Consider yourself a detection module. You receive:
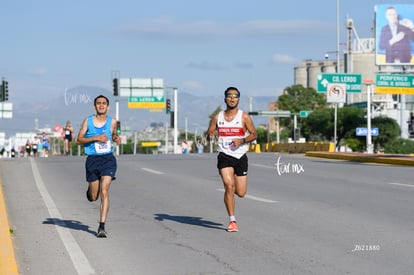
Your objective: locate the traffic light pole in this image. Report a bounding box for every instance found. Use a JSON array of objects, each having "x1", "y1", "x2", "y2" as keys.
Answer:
[
  {"x1": 173, "y1": 87, "x2": 179, "y2": 154},
  {"x1": 112, "y1": 71, "x2": 120, "y2": 155},
  {"x1": 115, "y1": 99, "x2": 119, "y2": 156}
]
